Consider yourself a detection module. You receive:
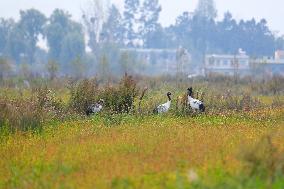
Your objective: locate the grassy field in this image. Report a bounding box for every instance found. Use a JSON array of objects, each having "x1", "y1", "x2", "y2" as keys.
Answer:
[
  {"x1": 0, "y1": 108, "x2": 284, "y2": 188},
  {"x1": 0, "y1": 76, "x2": 284, "y2": 189}
]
